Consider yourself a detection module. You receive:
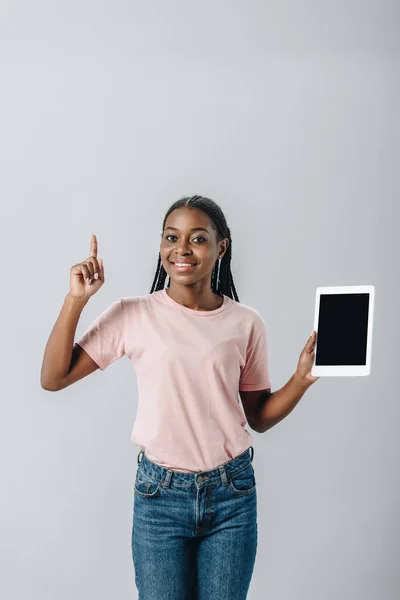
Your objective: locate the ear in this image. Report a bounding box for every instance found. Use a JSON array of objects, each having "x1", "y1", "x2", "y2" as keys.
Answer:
[{"x1": 220, "y1": 238, "x2": 229, "y2": 256}]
